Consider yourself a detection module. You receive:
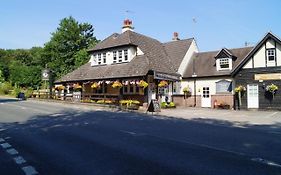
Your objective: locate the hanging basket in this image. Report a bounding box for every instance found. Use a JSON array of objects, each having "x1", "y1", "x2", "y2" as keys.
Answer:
[
  {"x1": 138, "y1": 80, "x2": 148, "y2": 89},
  {"x1": 158, "y1": 80, "x2": 168, "y2": 87},
  {"x1": 112, "y1": 81, "x2": 123, "y2": 88},
  {"x1": 91, "y1": 82, "x2": 100, "y2": 89}
]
